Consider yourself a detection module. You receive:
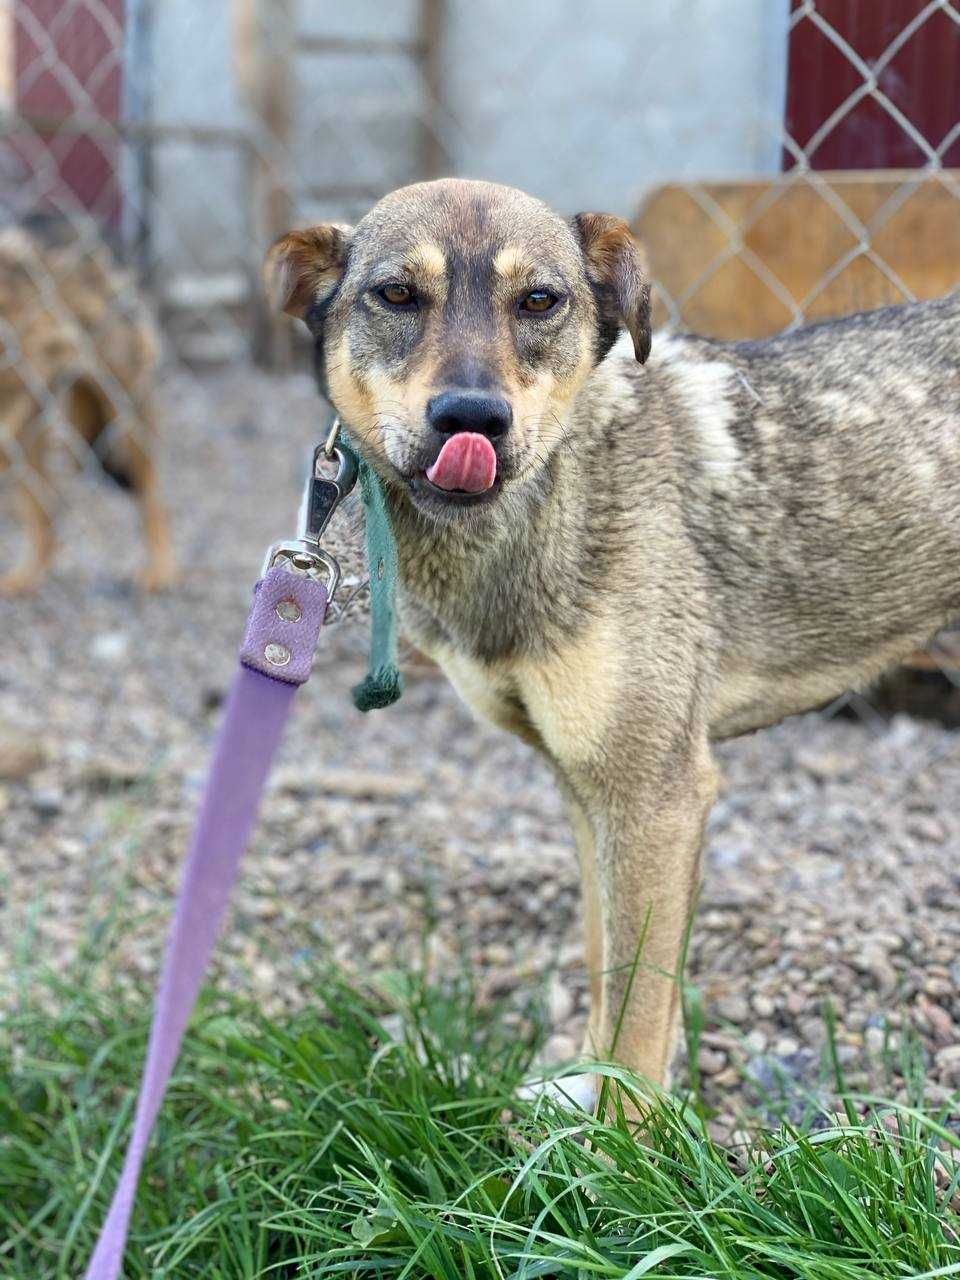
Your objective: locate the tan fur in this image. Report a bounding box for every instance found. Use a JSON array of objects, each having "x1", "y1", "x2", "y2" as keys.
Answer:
[
  {"x1": 0, "y1": 227, "x2": 175, "y2": 593},
  {"x1": 493, "y1": 244, "x2": 531, "y2": 279},
  {"x1": 410, "y1": 242, "x2": 447, "y2": 278},
  {"x1": 433, "y1": 614, "x2": 621, "y2": 763},
  {"x1": 509, "y1": 617, "x2": 622, "y2": 767},
  {"x1": 266, "y1": 178, "x2": 960, "y2": 1102}
]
